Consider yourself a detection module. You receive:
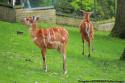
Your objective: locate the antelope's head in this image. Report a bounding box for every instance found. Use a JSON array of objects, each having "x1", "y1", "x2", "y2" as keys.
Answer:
[
  {"x1": 23, "y1": 16, "x2": 39, "y2": 26},
  {"x1": 80, "y1": 10, "x2": 93, "y2": 21}
]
